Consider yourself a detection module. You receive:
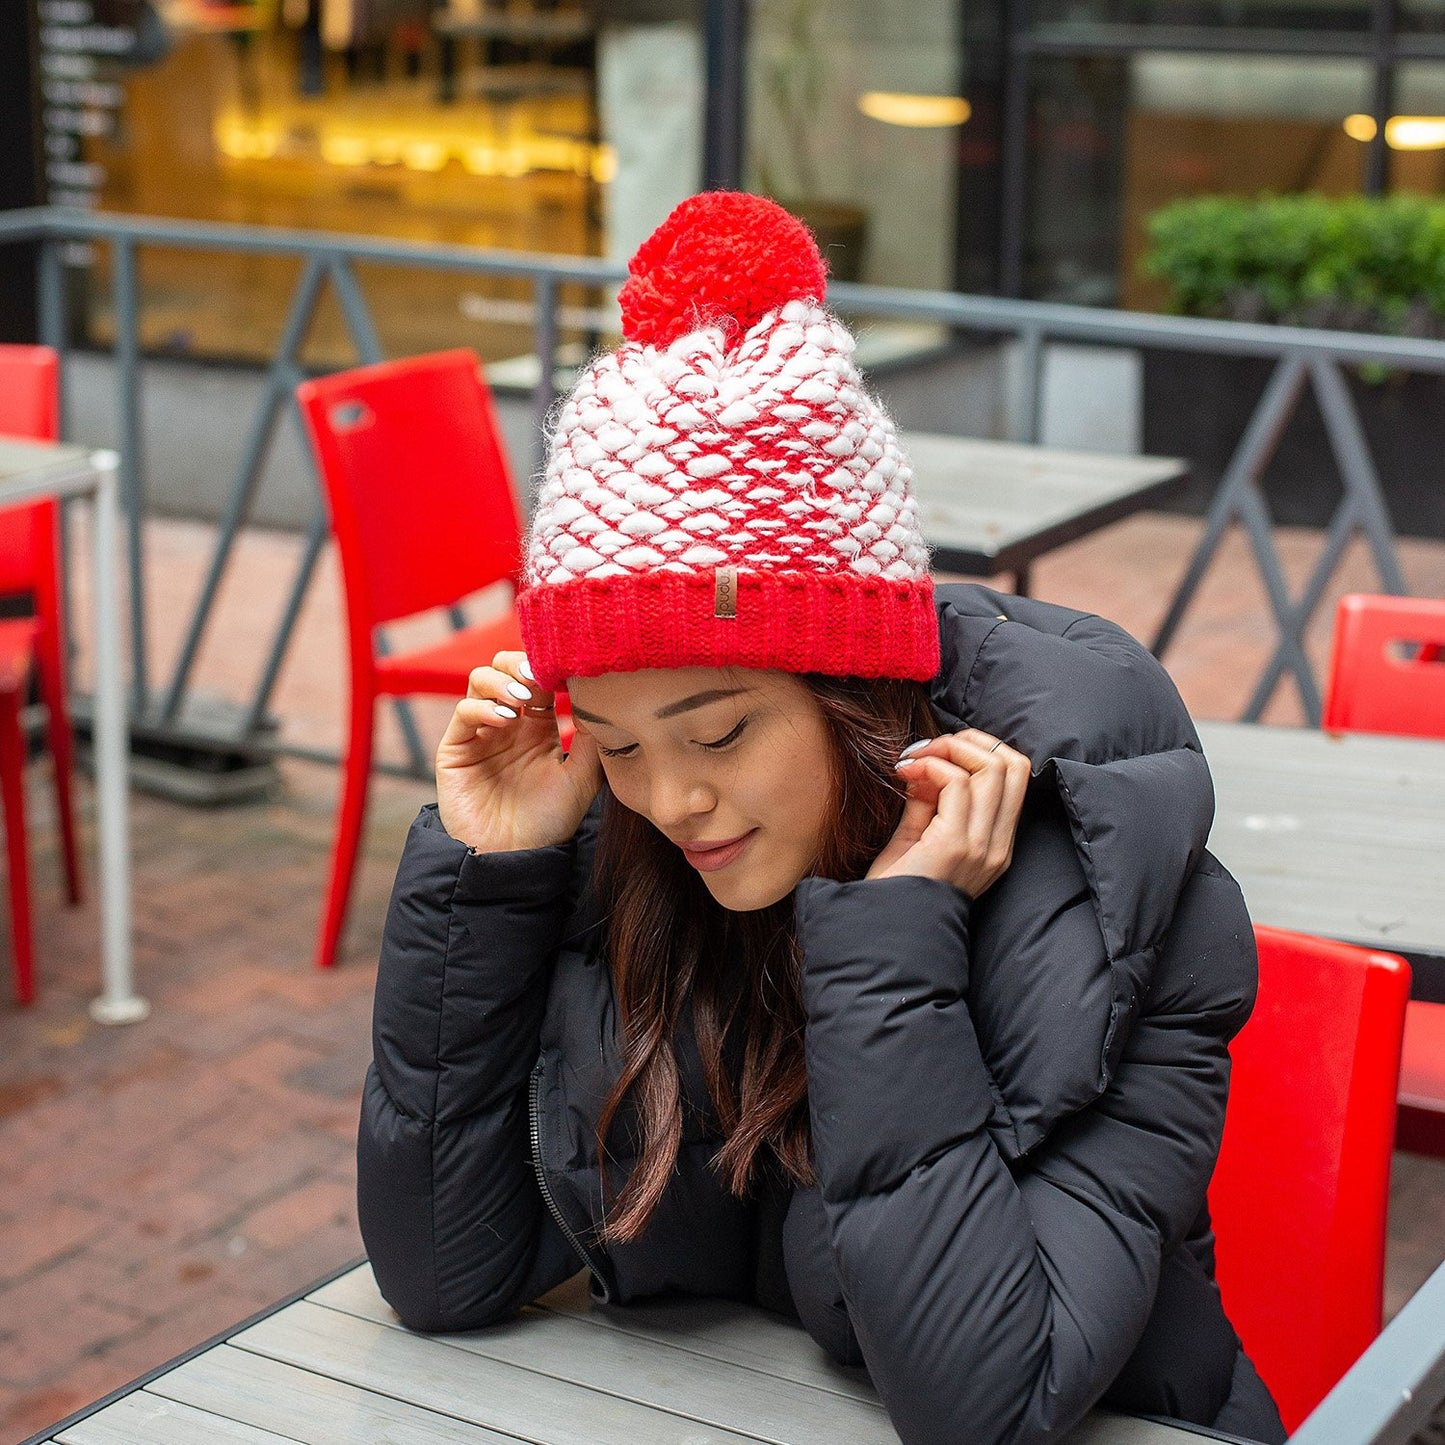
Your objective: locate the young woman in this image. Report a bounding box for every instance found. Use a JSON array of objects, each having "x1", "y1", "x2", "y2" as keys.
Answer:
[{"x1": 356, "y1": 192, "x2": 1286, "y2": 1445}]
